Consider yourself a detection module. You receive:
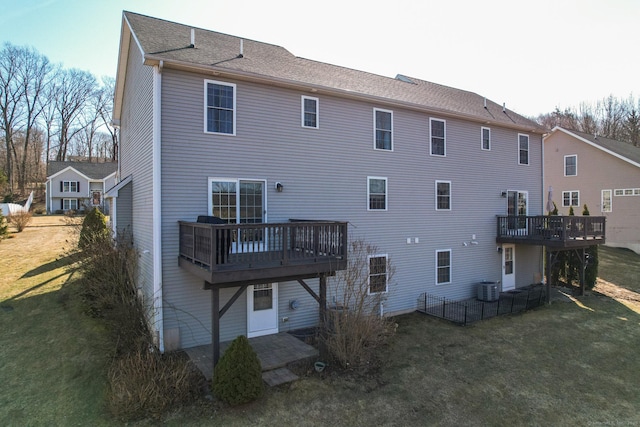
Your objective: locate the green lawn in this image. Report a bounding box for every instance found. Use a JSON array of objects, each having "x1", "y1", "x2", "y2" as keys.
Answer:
[{"x1": 2, "y1": 220, "x2": 639, "y2": 425}]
